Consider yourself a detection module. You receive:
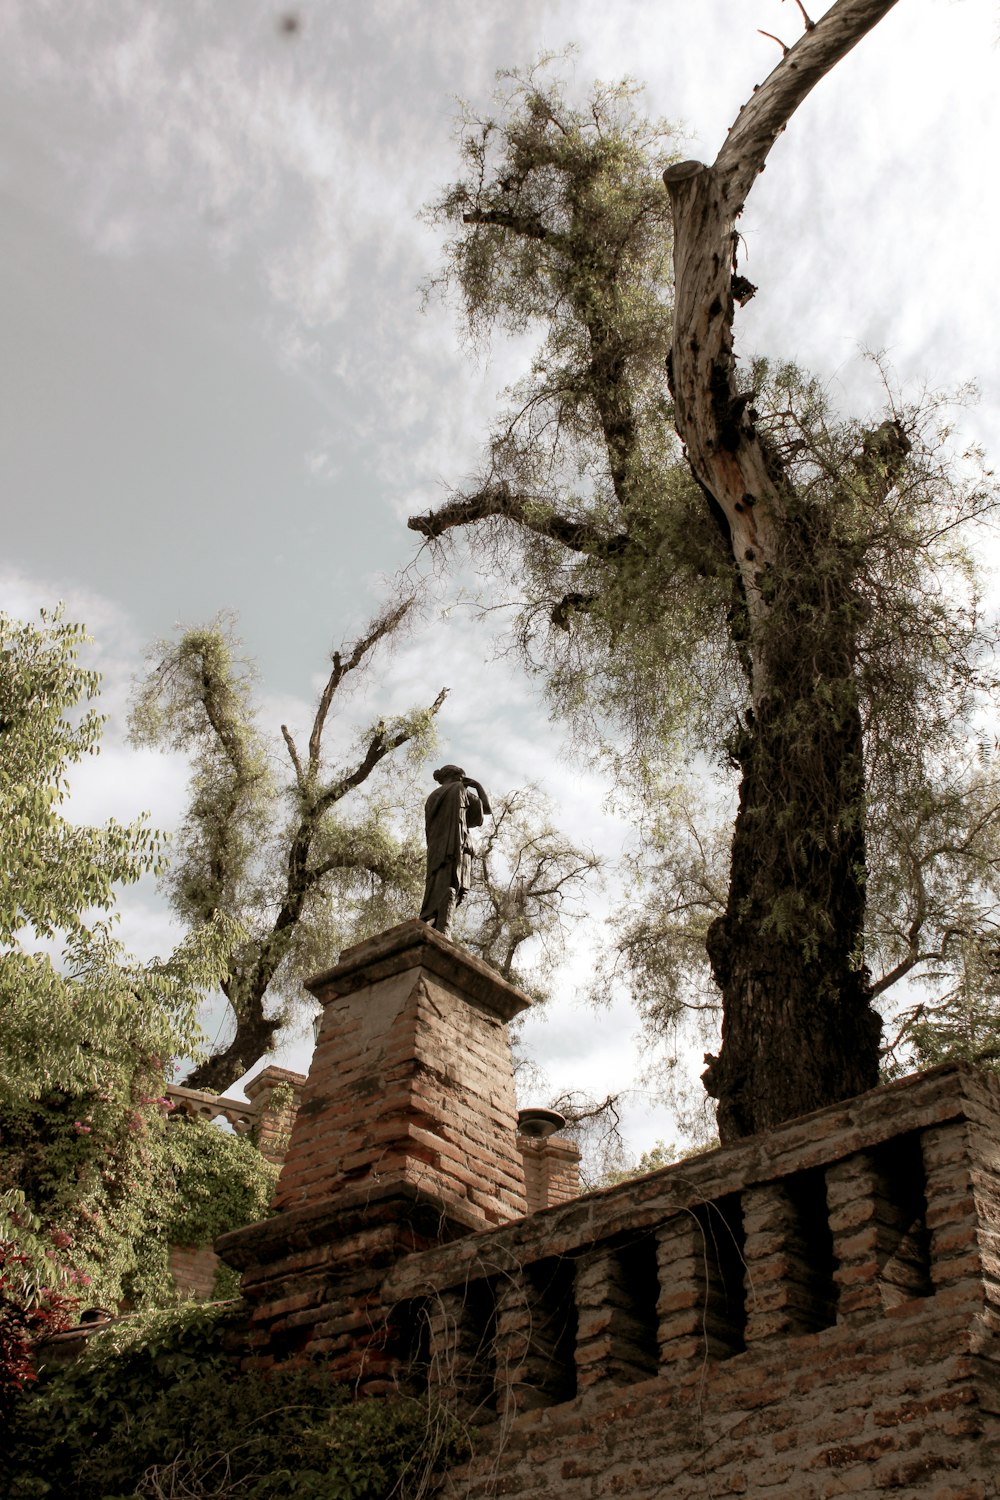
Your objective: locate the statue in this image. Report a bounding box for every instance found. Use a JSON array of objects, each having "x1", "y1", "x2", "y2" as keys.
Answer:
[{"x1": 420, "y1": 764, "x2": 492, "y2": 939}]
